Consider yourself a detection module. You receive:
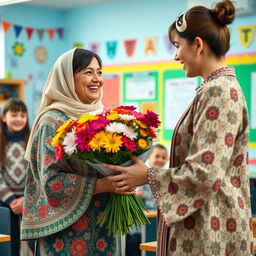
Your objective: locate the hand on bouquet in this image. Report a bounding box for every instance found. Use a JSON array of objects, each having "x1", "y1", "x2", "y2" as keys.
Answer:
[
  {"x1": 94, "y1": 176, "x2": 135, "y2": 195},
  {"x1": 104, "y1": 155, "x2": 148, "y2": 193}
]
